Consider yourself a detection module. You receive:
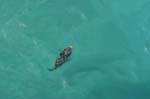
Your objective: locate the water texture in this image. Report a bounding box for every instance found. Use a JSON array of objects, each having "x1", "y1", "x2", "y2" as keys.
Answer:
[{"x1": 0, "y1": 0, "x2": 150, "y2": 99}]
